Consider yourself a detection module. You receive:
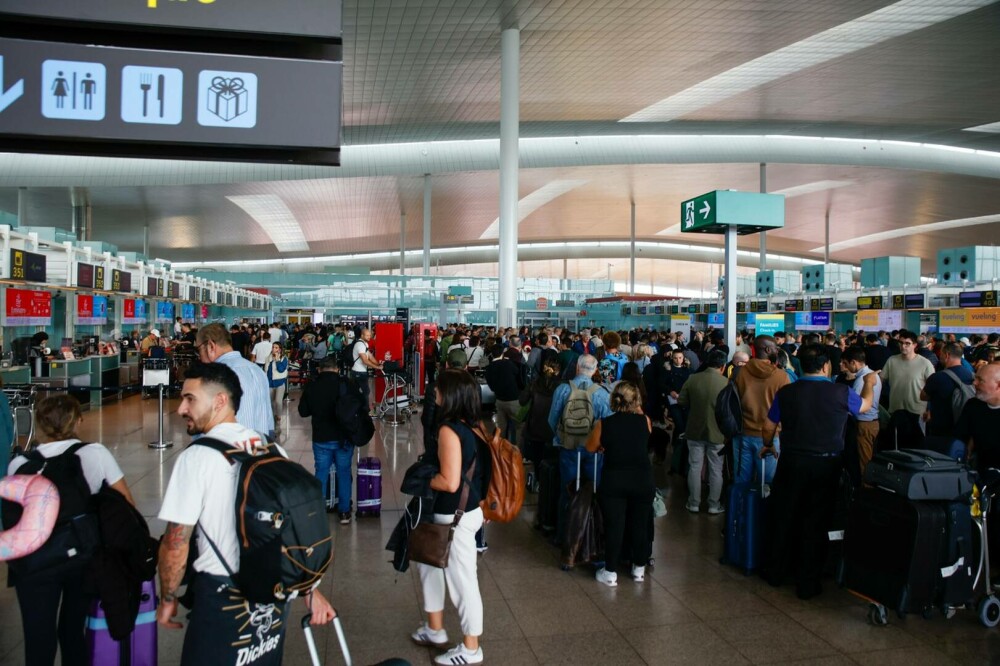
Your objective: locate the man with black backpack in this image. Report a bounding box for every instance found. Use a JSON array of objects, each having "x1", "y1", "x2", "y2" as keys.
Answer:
[
  {"x1": 298, "y1": 356, "x2": 373, "y2": 525},
  {"x1": 921, "y1": 342, "x2": 975, "y2": 451},
  {"x1": 156, "y1": 362, "x2": 334, "y2": 665}
]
